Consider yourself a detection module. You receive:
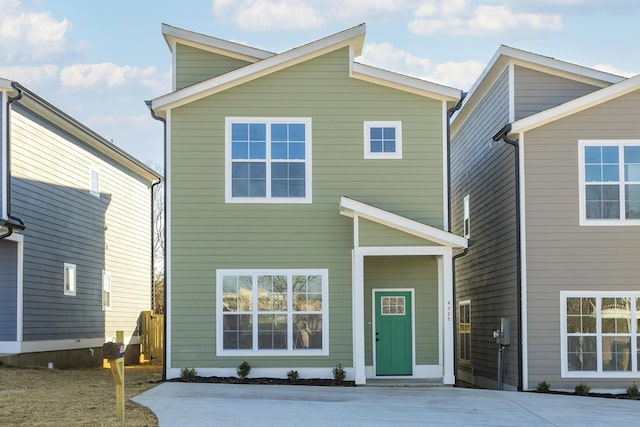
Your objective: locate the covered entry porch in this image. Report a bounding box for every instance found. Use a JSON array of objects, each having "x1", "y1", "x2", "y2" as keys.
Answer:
[{"x1": 340, "y1": 197, "x2": 467, "y2": 385}]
